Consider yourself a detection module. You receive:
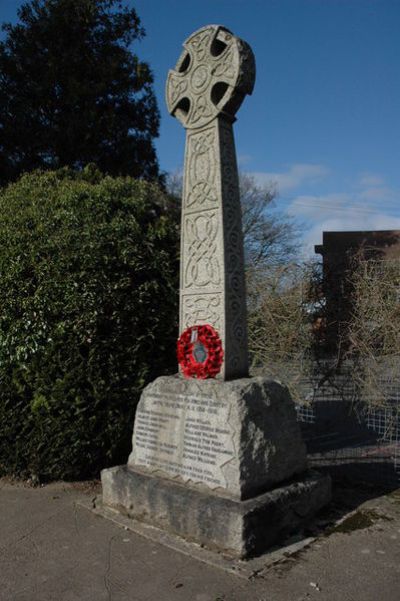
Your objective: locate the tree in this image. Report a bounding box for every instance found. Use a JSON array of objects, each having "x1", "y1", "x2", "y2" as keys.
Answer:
[
  {"x1": 247, "y1": 261, "x2": 315, "y2": 401},
  {"x1": 0, "y1": 0, "x2": 160, "y2": 186},
  {"x1": 239, "y1": 173, "x2": 299, "y2": 270},
  {"x1": 346, "y1": 258, "x2": 400, "y2": 409}
]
